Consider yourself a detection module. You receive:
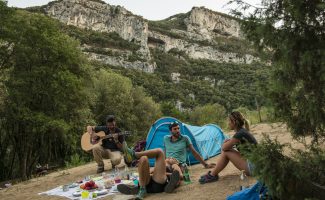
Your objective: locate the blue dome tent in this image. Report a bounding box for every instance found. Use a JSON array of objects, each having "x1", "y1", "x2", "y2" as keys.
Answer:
[{"x1": 145, "y1": 117, "x2": 228, "y2": 166}]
